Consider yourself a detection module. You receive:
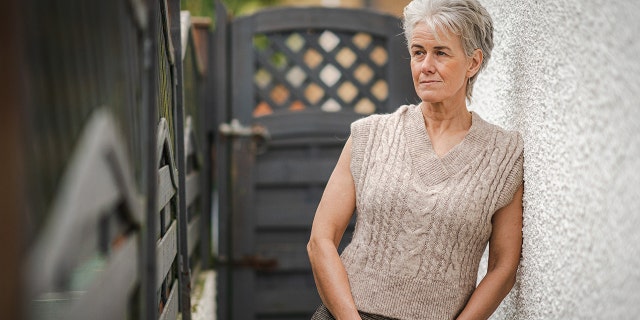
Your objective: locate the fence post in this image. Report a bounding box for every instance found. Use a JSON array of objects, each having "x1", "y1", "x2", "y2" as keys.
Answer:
[
  {"x1": 0, "y1": 0, "x2": 26, "y2": 318},
  {"x1": 167, "y1": 0, "x2": 192, "y2": 319},
  {"x1": 143, "y1": 1, "x2": 160, "y2": 319},
  {"x1": 213, "y1": 0, "x2": 231, "y2": 319},
  {"x1": 199, "y1": 22, "x2": 214, "y2": 271}
]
